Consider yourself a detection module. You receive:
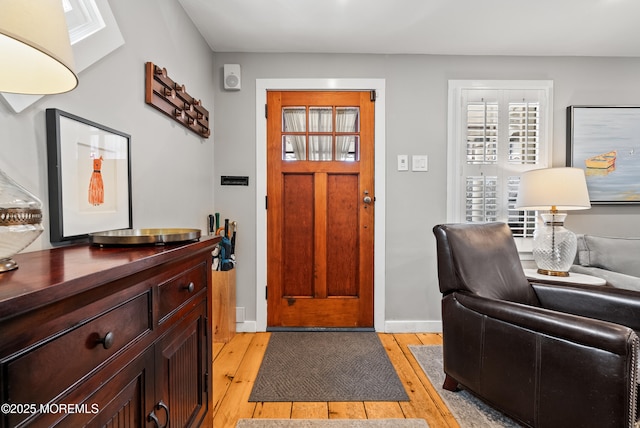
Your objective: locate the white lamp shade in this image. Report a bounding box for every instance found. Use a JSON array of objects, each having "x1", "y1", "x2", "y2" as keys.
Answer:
[
  {"x1": 515, "y1": 167, "x2": 591, "y2": 211},
  {"x1": 0, "y1": 0, "x2": 77, "y2": 94}
]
